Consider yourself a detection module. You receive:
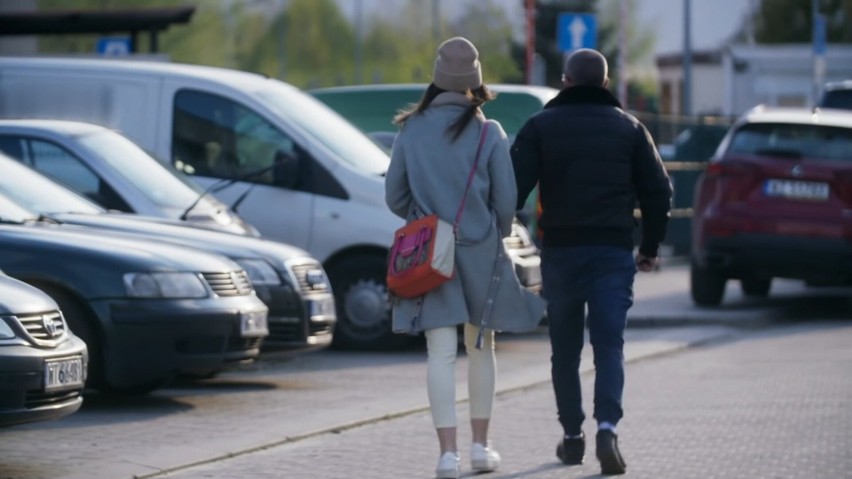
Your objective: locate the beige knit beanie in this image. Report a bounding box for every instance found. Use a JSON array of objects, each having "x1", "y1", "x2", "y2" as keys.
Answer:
[{"x1": 432, "y1": 36, "x2": 483, "y2": 92}]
